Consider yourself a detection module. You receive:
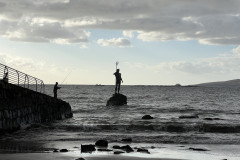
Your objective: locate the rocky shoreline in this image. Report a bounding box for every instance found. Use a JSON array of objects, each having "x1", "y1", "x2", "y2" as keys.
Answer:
[{"x1": 0, "y1": 138, "x2": 239, "y2": 160}]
